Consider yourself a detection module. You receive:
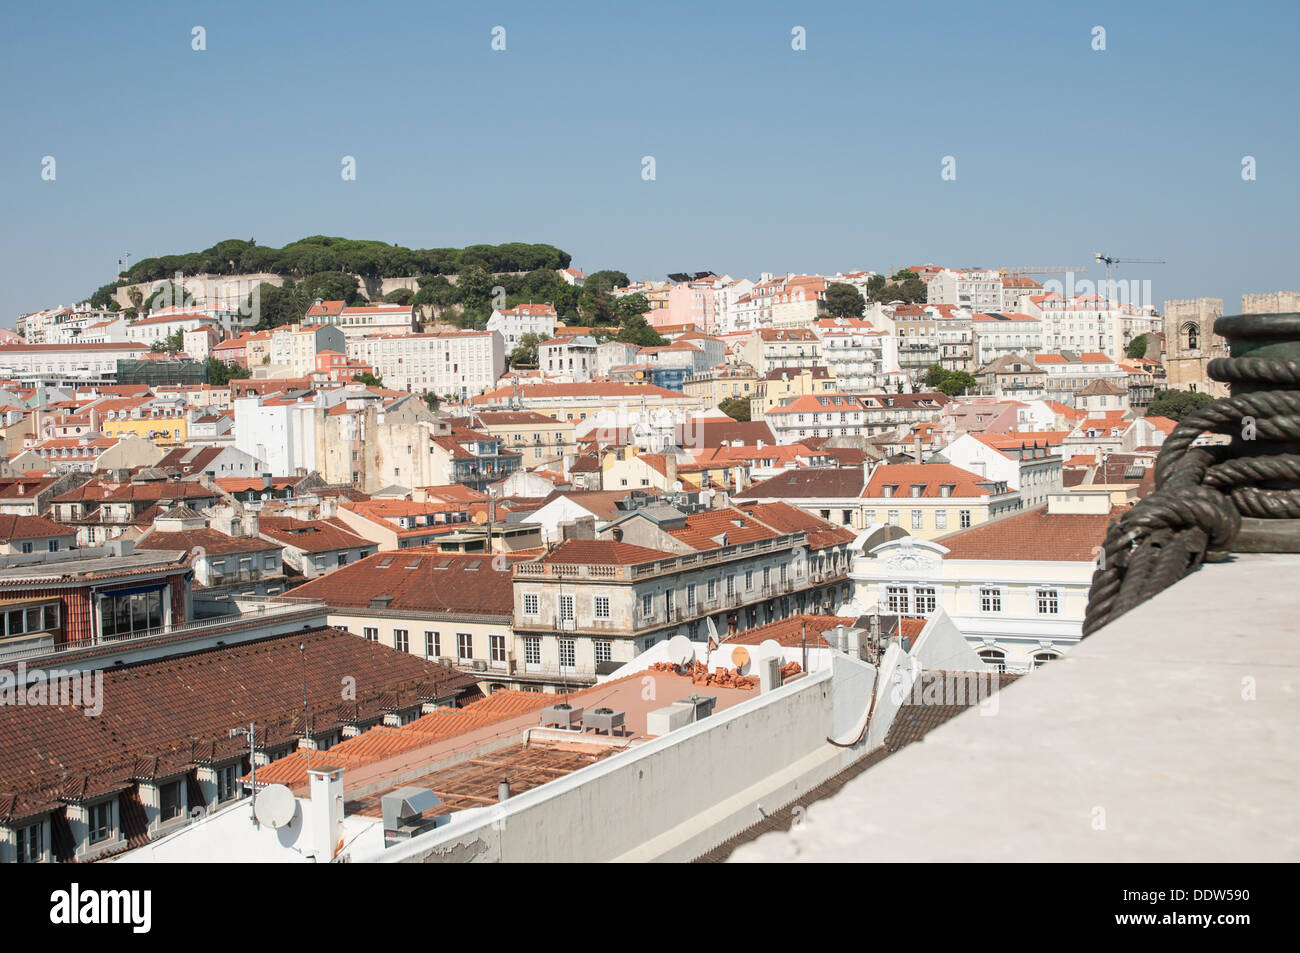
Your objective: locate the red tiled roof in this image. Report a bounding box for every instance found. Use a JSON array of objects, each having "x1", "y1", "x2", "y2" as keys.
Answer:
[
  {"x1": 865, "y1": 463, "x2": 999, "y2": 498},
  {"x1": 540, "y1": 539, "x2": 670, "y2": 565},
  {"x1": 936, "y1": 506, "x2": 1123, "y2": 560},
  {"x1": 289, "y1": 549, "x2": 521, "y2": 616}
]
